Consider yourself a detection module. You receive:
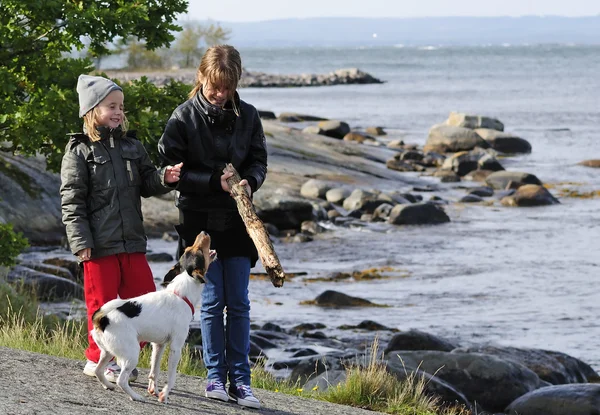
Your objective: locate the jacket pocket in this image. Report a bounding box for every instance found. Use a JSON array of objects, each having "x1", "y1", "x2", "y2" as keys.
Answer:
[
  {"x1": 121, "y1": 149, "x2": 142, "y2": 186},
  {"x1": 87, "y1": 154, "x2": 114, "y2": 190}
]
